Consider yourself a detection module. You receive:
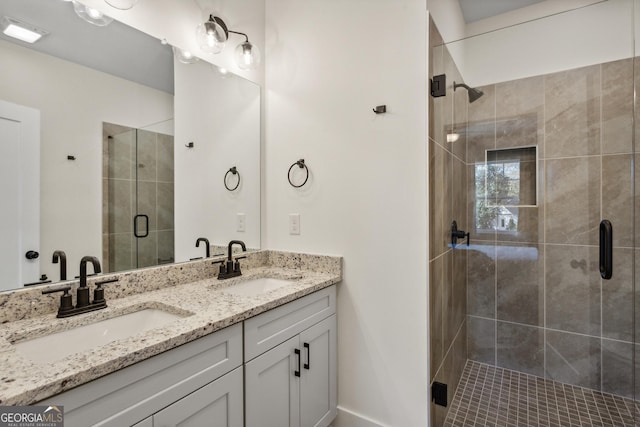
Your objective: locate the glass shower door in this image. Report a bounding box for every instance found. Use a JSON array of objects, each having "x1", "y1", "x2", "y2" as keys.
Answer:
[
  {"x1": 103, "y1": 122, "x2": 174, "y2": 273},
  {"x1": 434, "y1": 1, "x2": 639, "y2": 425}
]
